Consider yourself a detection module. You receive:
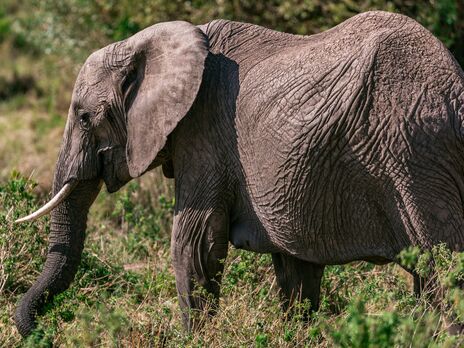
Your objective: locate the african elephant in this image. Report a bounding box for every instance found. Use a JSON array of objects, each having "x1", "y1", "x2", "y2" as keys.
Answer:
[{"x1": 14, "y1": 11, "x2": 464, "y2": 336}]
